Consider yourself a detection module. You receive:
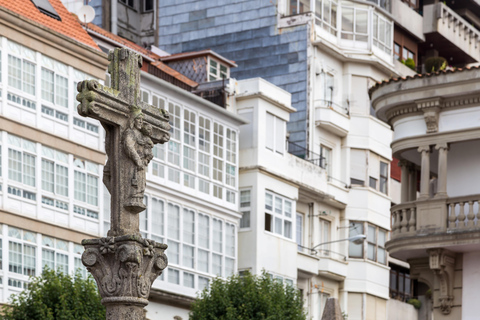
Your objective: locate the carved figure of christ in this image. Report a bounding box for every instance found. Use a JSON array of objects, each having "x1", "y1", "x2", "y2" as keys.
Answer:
[{"x1": 76, "y1": 48, "x2": 170, "y2": 237}]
